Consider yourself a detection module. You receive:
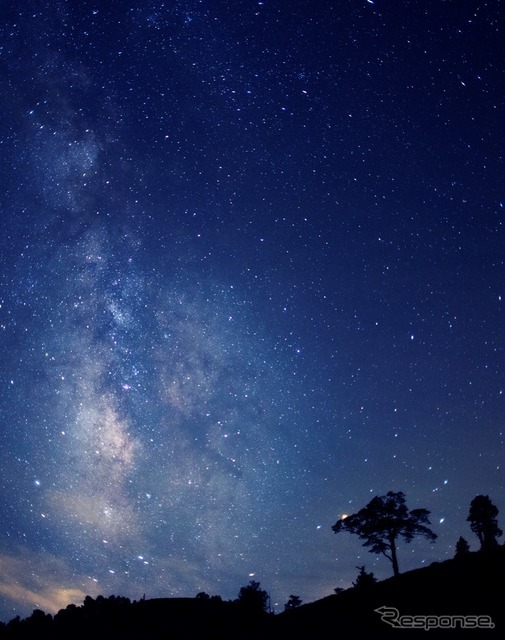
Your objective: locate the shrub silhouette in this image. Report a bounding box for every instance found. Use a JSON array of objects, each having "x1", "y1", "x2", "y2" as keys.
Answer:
[
  {"x1": 284, "y1": 594, "x2": 303, "y2": 610},
  {"x1": 352, "y1": 565, "x2": 377, "y2": 590}
]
